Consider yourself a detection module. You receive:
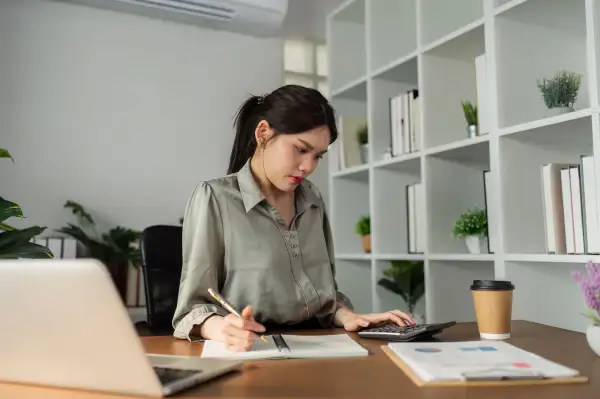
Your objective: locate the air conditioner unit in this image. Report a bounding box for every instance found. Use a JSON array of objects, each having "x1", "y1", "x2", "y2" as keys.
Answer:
[{"x1": 60, "y1": 0, "x2": 289, "y2": 36}]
